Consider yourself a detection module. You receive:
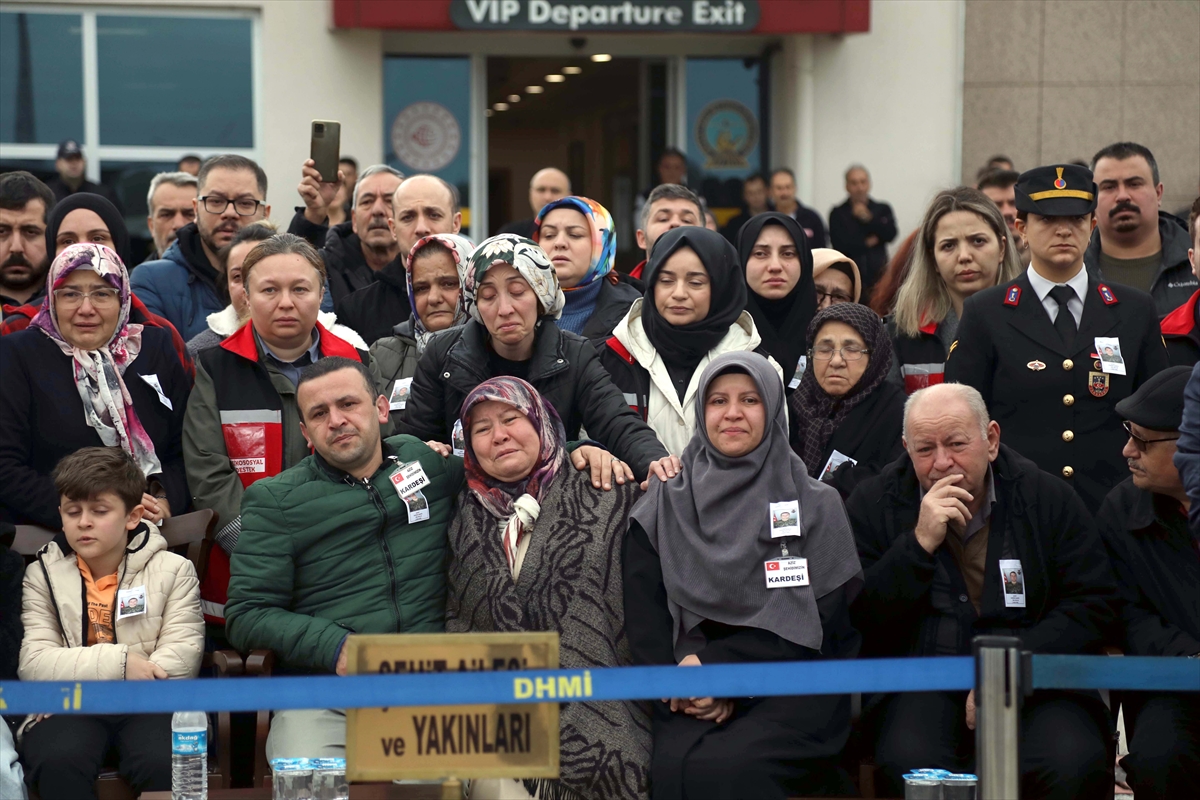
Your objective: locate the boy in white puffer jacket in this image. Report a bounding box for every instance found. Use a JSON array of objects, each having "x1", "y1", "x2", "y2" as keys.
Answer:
[{"x1": 18, "y1": 447, "x2": 203, "y2": 799}]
